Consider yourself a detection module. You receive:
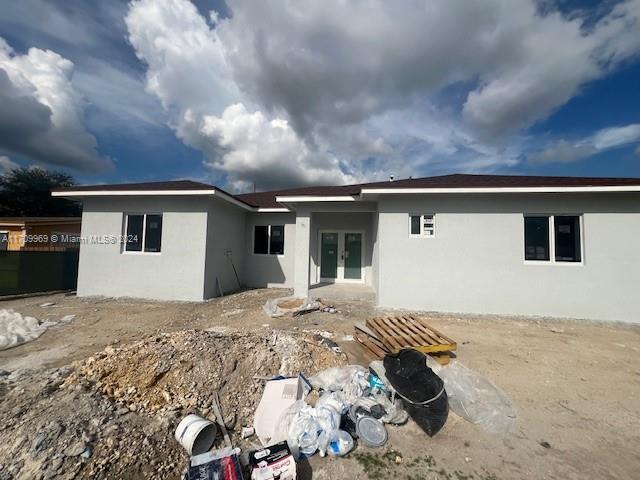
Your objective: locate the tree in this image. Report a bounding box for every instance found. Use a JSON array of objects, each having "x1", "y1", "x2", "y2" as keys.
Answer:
[{"x1": 0, "y1": 167, "x2": 81, "y2": 217}]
